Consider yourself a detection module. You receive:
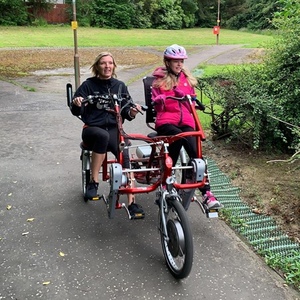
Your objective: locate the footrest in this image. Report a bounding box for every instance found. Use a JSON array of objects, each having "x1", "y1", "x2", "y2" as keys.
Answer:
[
  {"x1": 122, "y1": 203, "x2": 145, "y2": 220},
  {"x1": 84, "y1": 194, "x2": 100, "y2": 201},
  {"x1": 192, "y1": 197, "x2": 221, "y2": 218},
  {"x1": 205, "y1": 207, "x2": 219, "y2": 218},
  {"x1": 202, "y1": 203, "x2": 223, "y2": 218},
  {"x1": 130, "y1": 212, "x2": 145, "y2": 220}
]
